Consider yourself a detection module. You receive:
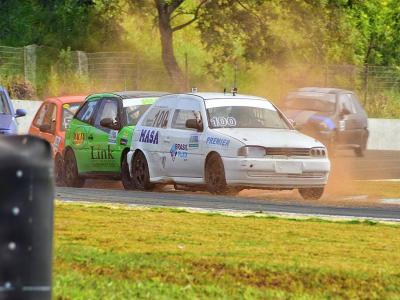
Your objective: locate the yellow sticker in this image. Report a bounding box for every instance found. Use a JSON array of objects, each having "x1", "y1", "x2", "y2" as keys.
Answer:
[
  {"x1": 63, "y1": 104, "x2": 70, "y2": 109},
  {"x1": 73, "y1": 129, "x2": 85, "y2": 145}
]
